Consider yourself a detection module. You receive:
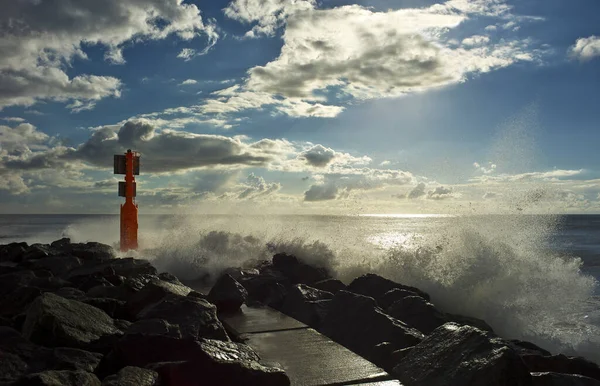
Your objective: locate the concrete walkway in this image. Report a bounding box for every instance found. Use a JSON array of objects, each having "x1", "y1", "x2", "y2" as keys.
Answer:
[{"x1": 220, "y1": 305, "x2": 402, "y2": 386}]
